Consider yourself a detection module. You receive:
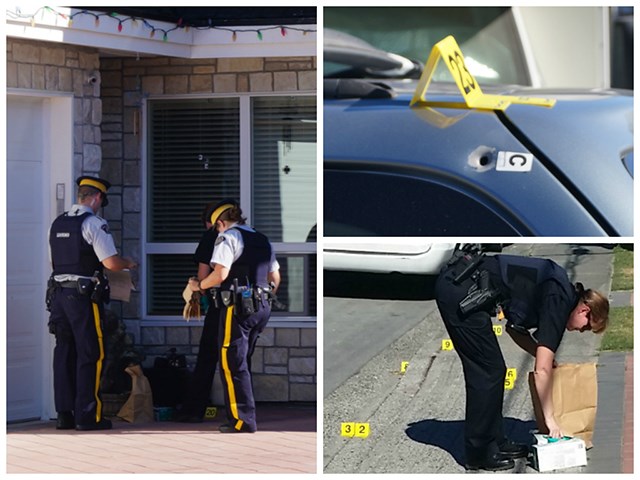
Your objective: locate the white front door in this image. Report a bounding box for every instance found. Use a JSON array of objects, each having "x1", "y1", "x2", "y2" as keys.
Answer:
[
  {"x1": 6, "y1": 93, "x2": 72, "y2": 422},
  {"x1": 6, "y1": 95, "x2": 48, "y2": 422}
]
